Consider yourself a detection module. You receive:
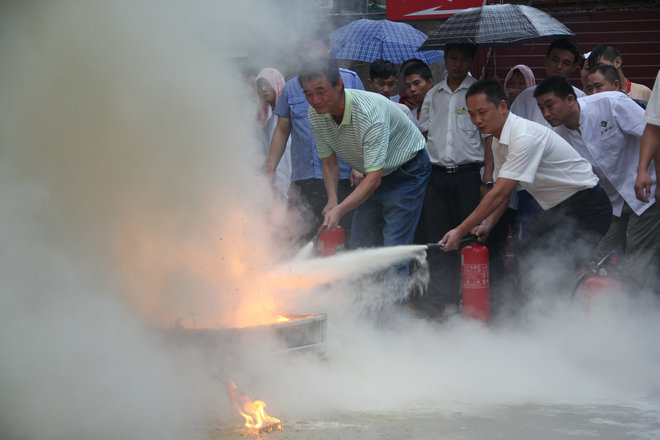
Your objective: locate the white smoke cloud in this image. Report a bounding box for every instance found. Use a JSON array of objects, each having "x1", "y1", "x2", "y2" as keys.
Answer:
[
  {"x1": 0, "y1": 1, "x2": 321, "y2": 438},
  {"x1": 232, "y1": 285, "x2": 660, "y2": 426}
]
